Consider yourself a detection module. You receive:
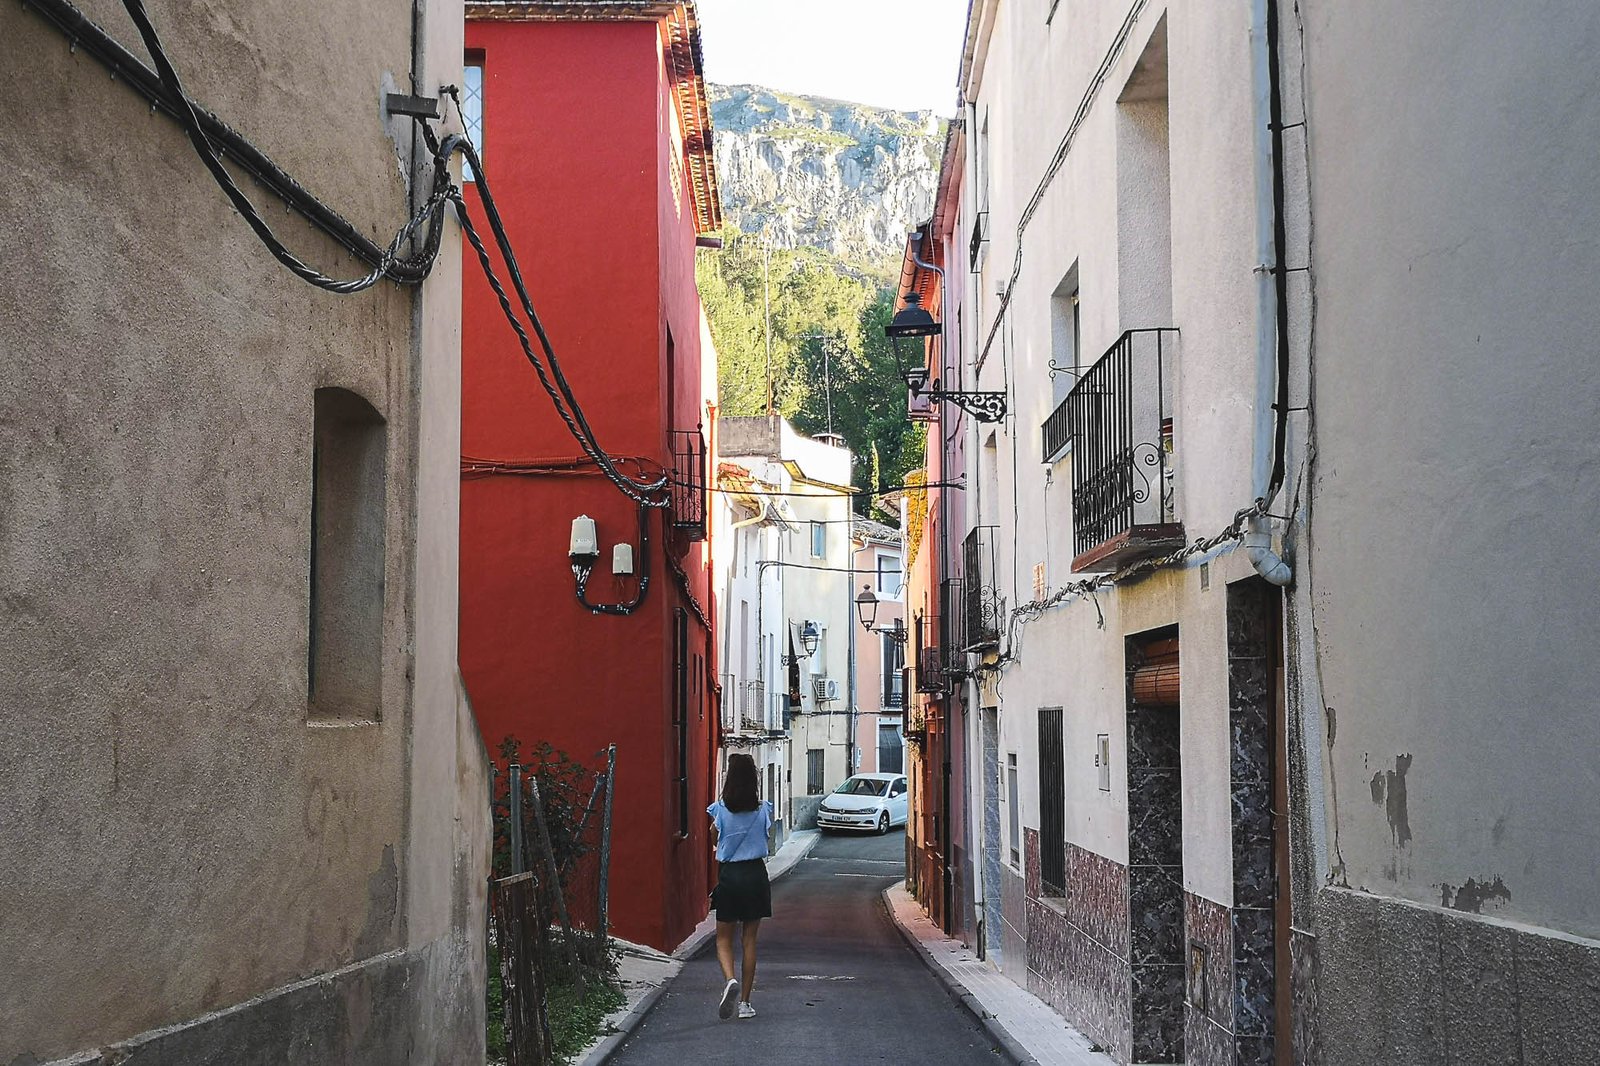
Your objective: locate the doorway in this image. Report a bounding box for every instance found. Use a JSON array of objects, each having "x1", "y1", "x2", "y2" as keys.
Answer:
[{"x1": 1127, "y1": 628, "x2": 1184, "y2": 1064}]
